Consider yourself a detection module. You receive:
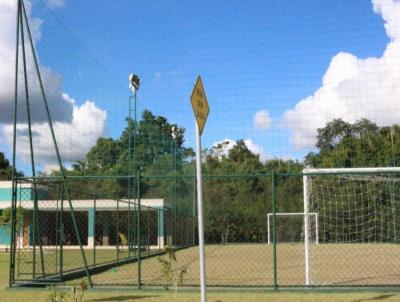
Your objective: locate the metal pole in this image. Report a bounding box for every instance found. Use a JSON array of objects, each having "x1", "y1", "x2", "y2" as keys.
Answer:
[
  {"x1": 193, "y1": 178, "x2": 196, "y2": 246},
  {"x1": 195, "y1": 121, "x2": 207, "y2": 302},
  {"x1": 127, "y1": 95, "x2": 132, "y2": 257},
  {"x1": 147, "y1": 208, "x2": 150, "y2": 252},
  {"x1": 134, "y1": 90, "x2": 137, "y2": 174},
  {"x1": 272, "y1": 172, "x2": 277, "y2": 289},
  {"x1": 9, "y1": 0, "x2": 21, "y2": 287},
  {"x1": 303, "y1": 172, "x2": 311, "y2": 286},
  {"x1": 20, "y1": 7, "x2": 46, "y2": 278},
  {"x1": 137, "y1": 171, "x2": 141, "y2": 289},
  {"x1": 127, "y1": 89, "x2": 137, "y2": 258},
  {"x1": 55, "y1": 197, "x2": 59, "y2": 276},
  {"x1": 116, "y1": 199, "x2": 119, "y2": 261},
  {"x1": 93, "y1": 197, "x2": 96, "y2": 266},
  {"x1": 21, "y1": 1, "x2": 92, "y2": 287},
  {"x1": 59, "y1": 184, "x2": 64, "y2": 280}
]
